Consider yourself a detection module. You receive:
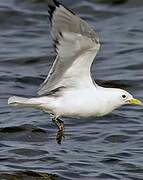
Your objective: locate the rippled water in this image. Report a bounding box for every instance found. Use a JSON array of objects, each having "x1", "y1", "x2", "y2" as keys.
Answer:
[{"x1": 0, "y1": 0, "x2": 143, "y2": 179}]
